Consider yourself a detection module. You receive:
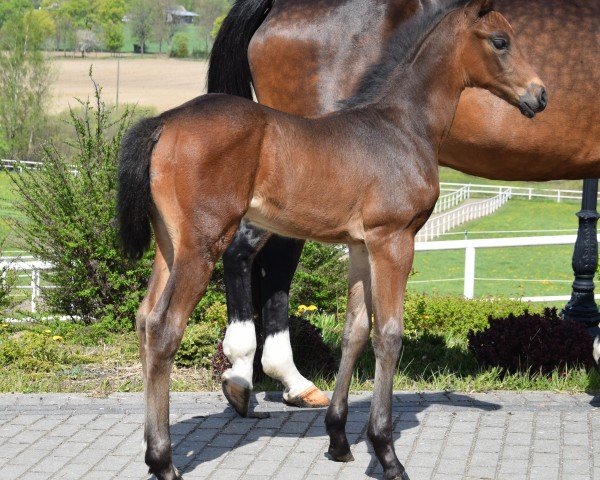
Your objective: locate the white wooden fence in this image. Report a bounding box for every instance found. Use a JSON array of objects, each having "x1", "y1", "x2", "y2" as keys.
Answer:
[
  {"x1": 414, "y1": 234, "x2": 593, "y2": 300},
  {"x1": 433, "y1": 185, "x2": 471, "y2": 214},
  {"x1": 1, "y1": 235, "x2": 592, "y2": 312},
  {"x1": 417, "y1": 188, "x2": 511, "y2": 242},
  {"x1": 440, "y1": 182, "x2": 588, "y2": 202},
  {"x1": 0, "y1": 259, "x2": 52, "y2": 312}
]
